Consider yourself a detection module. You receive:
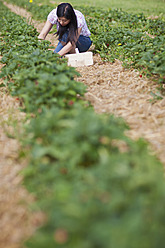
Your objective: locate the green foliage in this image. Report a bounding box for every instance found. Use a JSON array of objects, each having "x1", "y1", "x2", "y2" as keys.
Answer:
[
  {"x1": 84, "y1": 8, "x2": 165, "y2": 87},
  {"x1": 4, "y1": 0, "x2": 165, "y2": 17},
  {"x1": 22, "y1": 106, "x2": 165, "y2": 248},
  {"x1": 4, "y1": 0, "x2": 165, "y2": 90},
  {"x1": 0, "y1": 3, "x2": 86, "y2": 113},
  {"x1": 7, "y1": 50, "x2": 86, "y2": 112},
  {"x1": 22, "y1": 105, "x2": 128, "y2": 170},
  {"x1": 1, "y1": 2, "x2": 165, "y2": 248}
]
